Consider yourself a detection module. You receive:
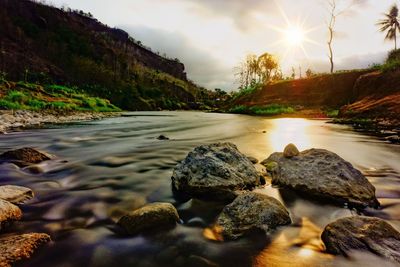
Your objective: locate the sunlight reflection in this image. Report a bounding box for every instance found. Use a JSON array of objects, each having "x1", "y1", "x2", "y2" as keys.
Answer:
[
  {"x1": 267, "y1": 118, "x2": 312, "y2": 152},
  {"x1": 298, "y1": 248, "x2": 314, "y2": 258}
]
